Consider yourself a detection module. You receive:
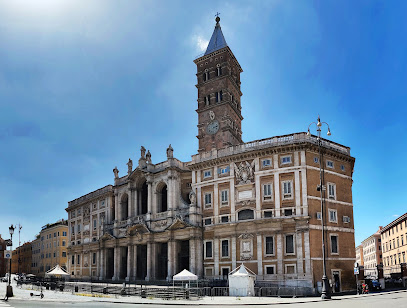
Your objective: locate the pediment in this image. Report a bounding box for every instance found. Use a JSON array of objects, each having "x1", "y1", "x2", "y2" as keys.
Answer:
[
  {"x1": 99, "y1": 232, "x2": 116, "y2": 241},
  {"x1": 167, "y1": 218, "x2": 190, "y2": 230},
  {"x1": 127, "y1": 223, "x2": 150, "y2": 236}
]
